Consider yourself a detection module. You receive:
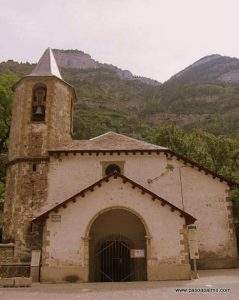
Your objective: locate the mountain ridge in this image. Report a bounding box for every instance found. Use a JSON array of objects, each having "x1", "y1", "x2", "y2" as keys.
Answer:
[
  {"x1": 166, "y1": 53, "x2": 239, "y2": 85},
  {"x1": 2, "y1": 50, "x2": 239, "y2": 86},
  {"x1": 52, "y1": 49, "x2": 161, "y2": 86},
  {"x1": 1, "y1": 49, "x2": 239, "y2": 137}
]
